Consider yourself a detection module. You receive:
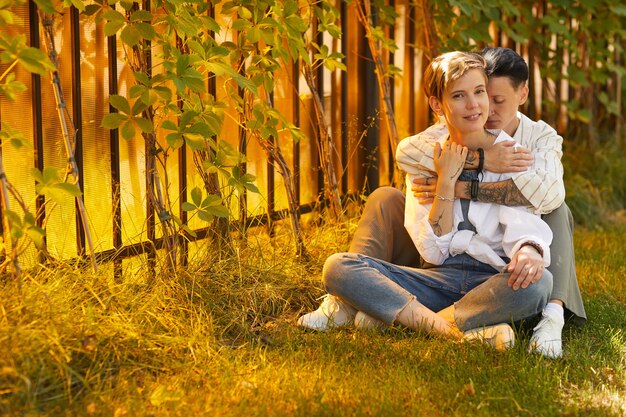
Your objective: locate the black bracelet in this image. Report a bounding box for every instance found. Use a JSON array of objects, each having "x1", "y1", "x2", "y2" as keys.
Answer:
[
  {"x1": 477, "y1": 148, "x2": 485, "y2": 172},
  {"x1": 519, "y1": 241, "x2": 544, "y2": 258},
  {"x1": 470, "y1": 179, "x2": 479, "y2": 201}
]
